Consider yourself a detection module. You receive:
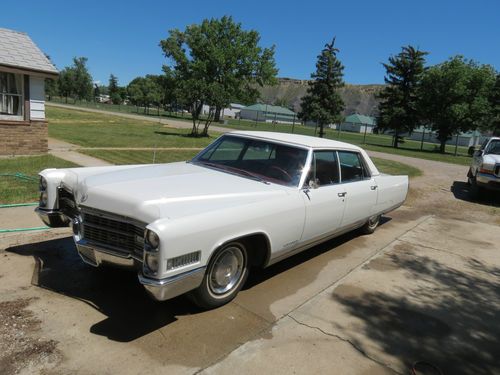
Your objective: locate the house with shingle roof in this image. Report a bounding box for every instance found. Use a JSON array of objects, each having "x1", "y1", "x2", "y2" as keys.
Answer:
[{"x1": 0, "y1": 27, "x2": 58, "y2": 155}]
